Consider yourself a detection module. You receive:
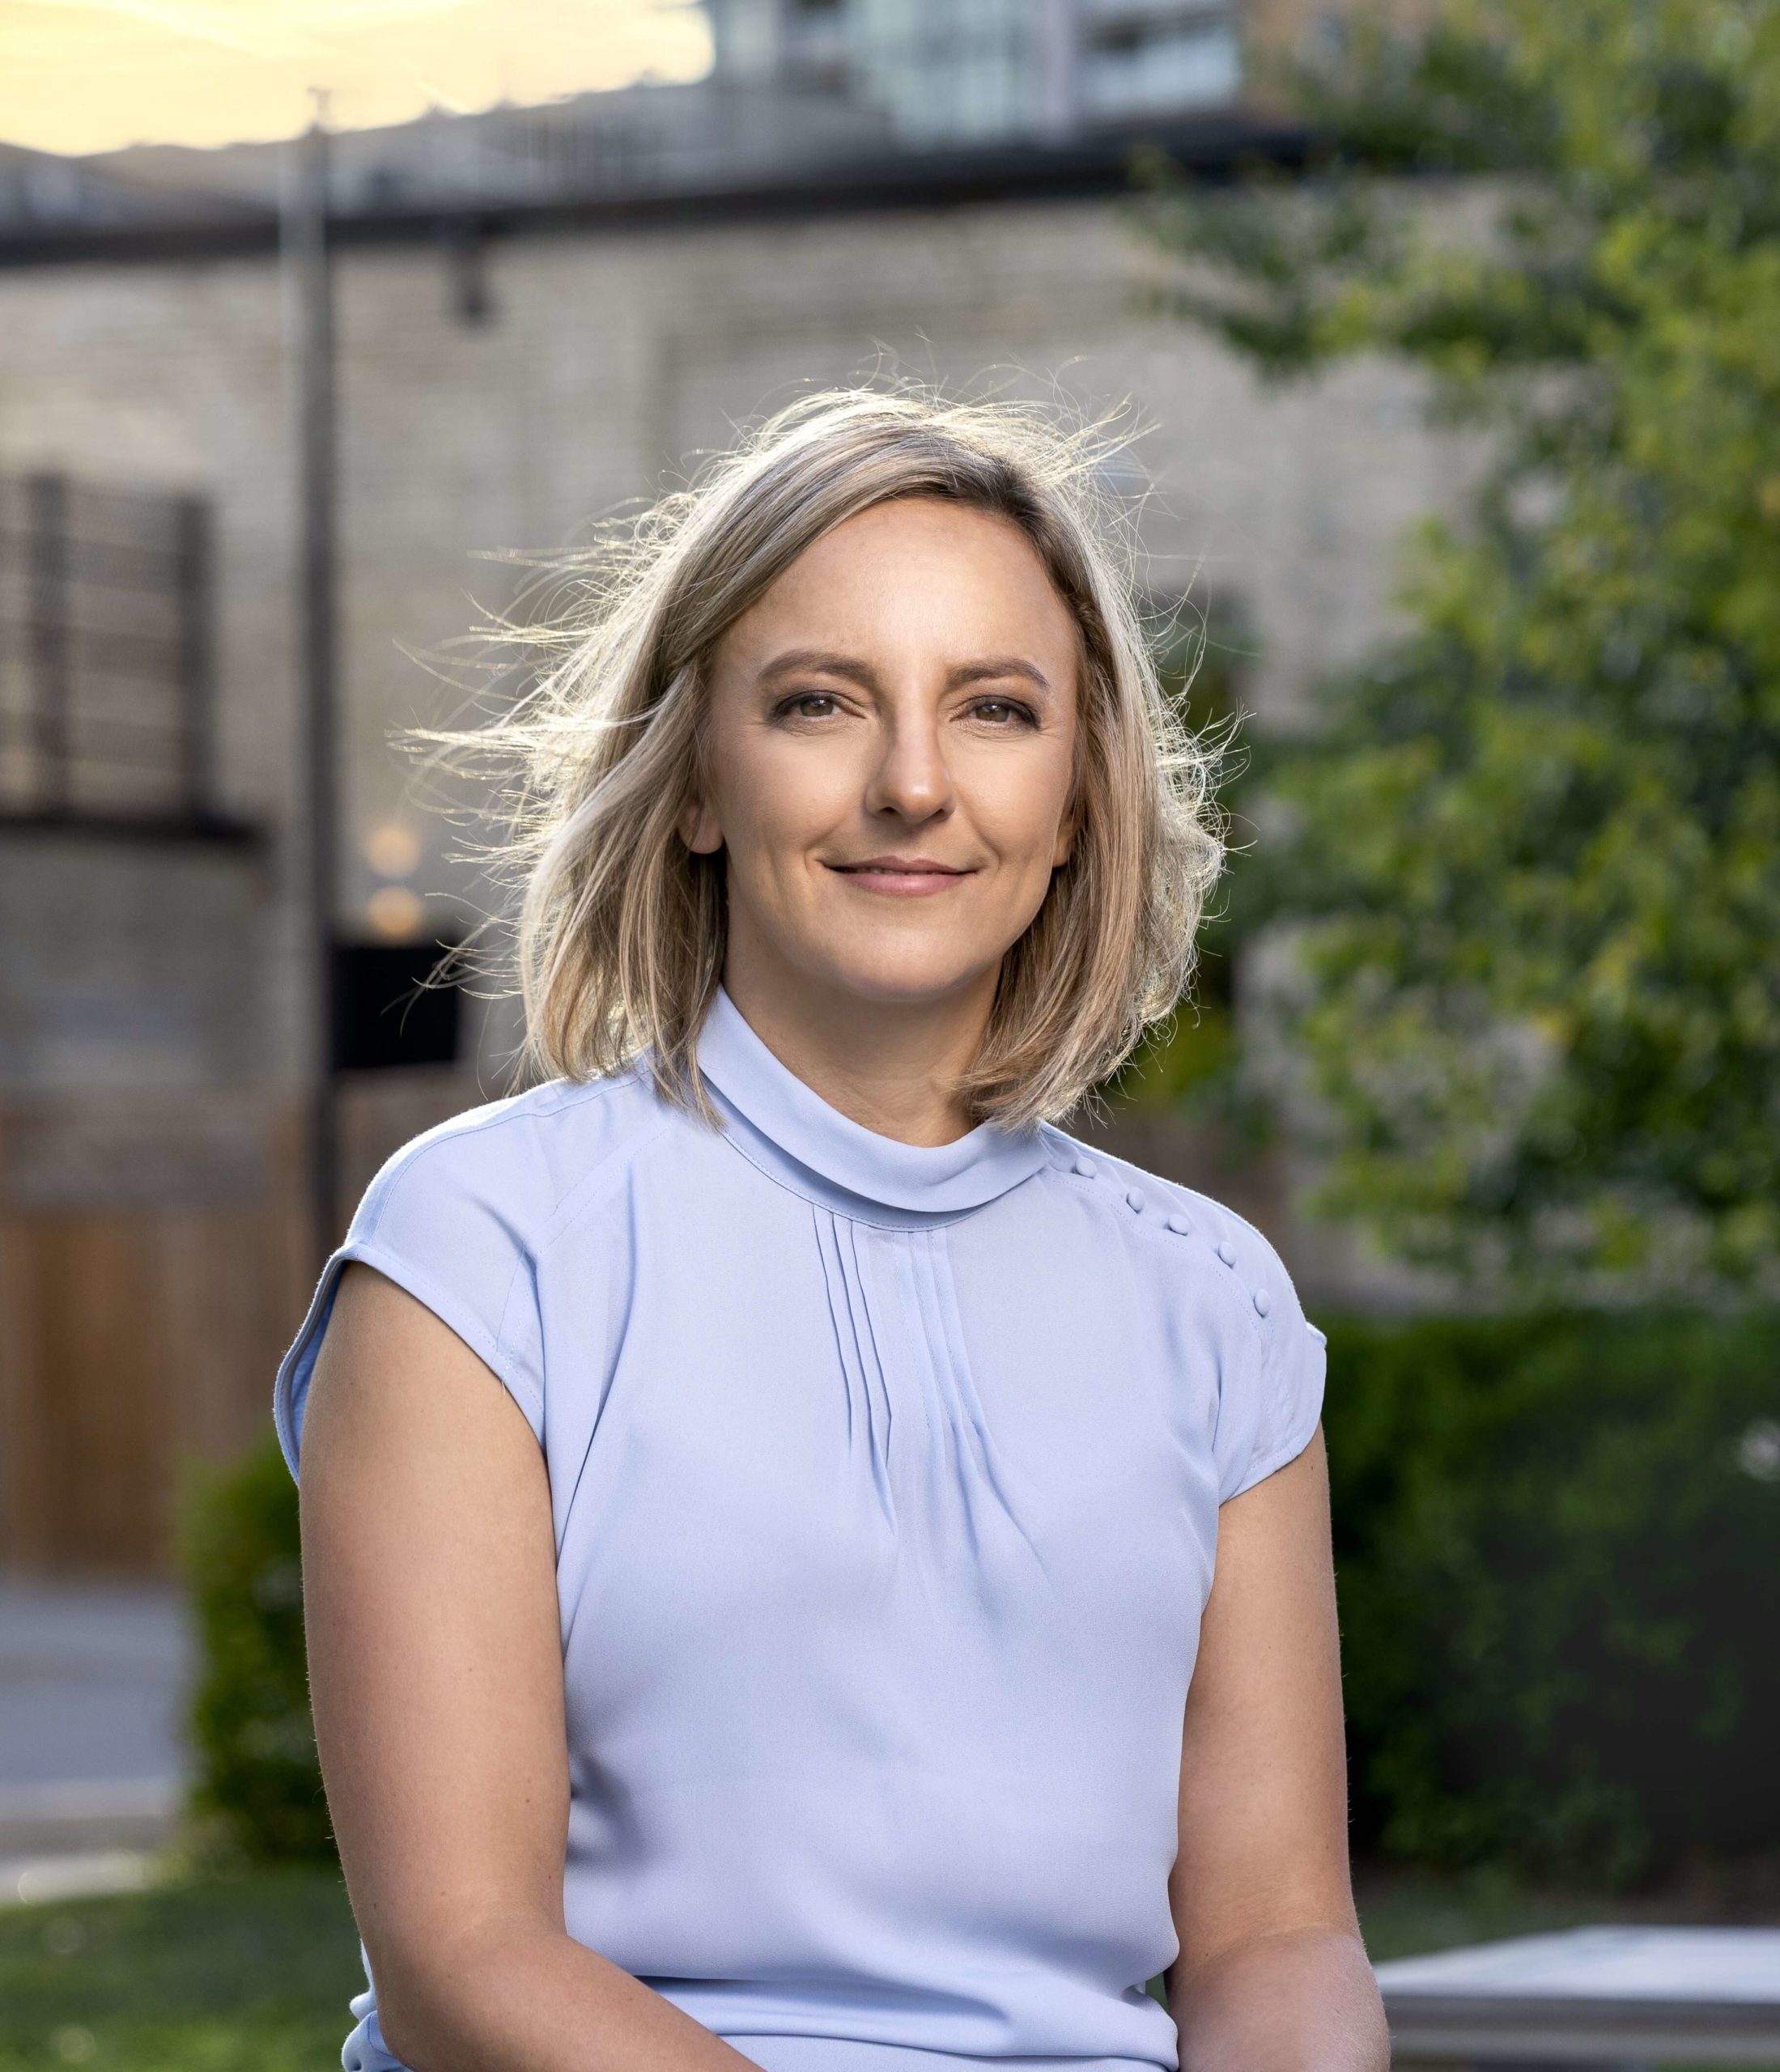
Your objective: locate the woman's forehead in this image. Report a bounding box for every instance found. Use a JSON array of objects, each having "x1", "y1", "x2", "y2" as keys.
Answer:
[{"x1": 719, "y1": 499, "x2": 1079, "y2": 664}]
